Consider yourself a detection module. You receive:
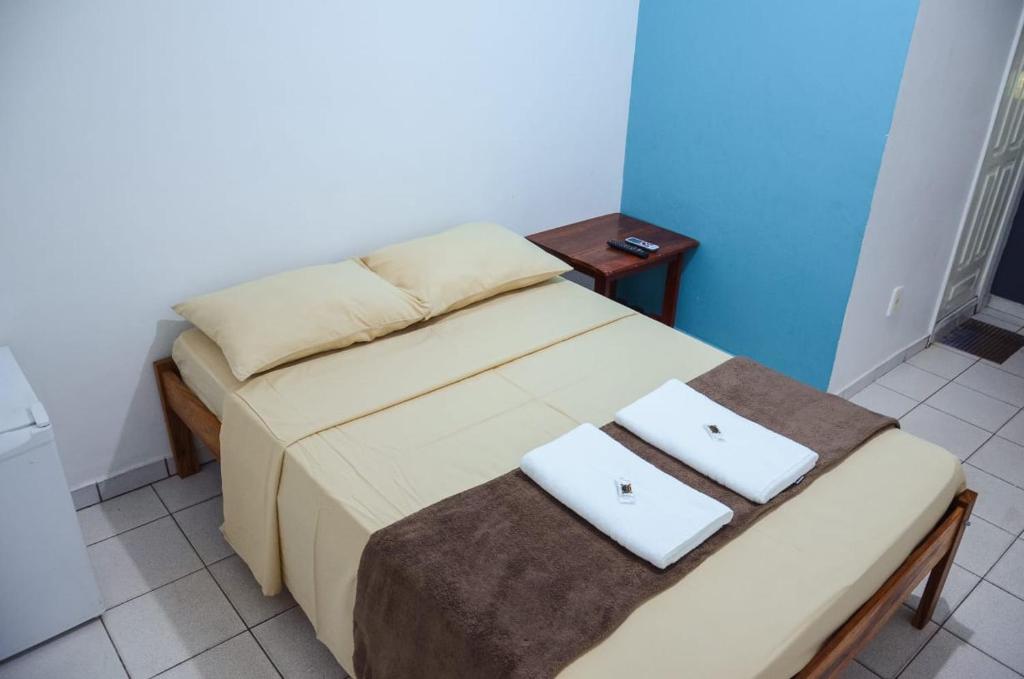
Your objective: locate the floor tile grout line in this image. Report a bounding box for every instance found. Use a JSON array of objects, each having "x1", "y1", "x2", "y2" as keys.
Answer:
[
  {"x1": 201, "y1": 565, "x2": 285, "y2": 679},
  {"x1": 978, "y1": 355, "x2": 1024, "y2": 381},
  {"x1": 972, "y1": 312, "x2": 1024, "y2": 332},
  {"x1": 143, "y1": 487, "x2": 245, "y2": 677},
  {"x1": 98, "y1": 615, "x2": 132, "y2": 678},
  {"x1": 982, "y1": 303, "x2": 1024, "y2": 323},
  {"x1": 150, "y1": 477, "x2": 283, "y2": 677},
  {"x1": 924, "y1": 396, "x2": 1019, "y2": 436},
  {"x1": 248, "y1": 628, "x2": 287, "y2": 679},
  {"x1": 879, "y1": 350, "x2": 972, "y2": 401},
  {"x1": 155, "y1": 484, "x2": 218, "y2": 570},
  {"x1": 888, "y1": 614, "x2": 942, "y2": 679},
  {"x1": 898, "y1": 343, "x2": 1024, "y2": 408},
  {"x1": 977, "y1": 574, "x2": 1024, "y2": 606},
  {"x1": 969, "y1": 307, "x2": 1024, "y2": 329},
  {"x1": 876, "y1": 377, "x2": 947, "y2": 407},
  {"x1": 94, "y1": 457, "x2": 218, "y2": 505},
  {"x1": 940, "y1": 620, "x2": 1024, "y2": 678},
  {"x1": 905, "y1": 345, "x2": 980, "y2": 379},
  {"x1": 899, "y1": 394, "x2": 1023, "y2": 467},
  {"x1": 103, "y1": 564, "x2": 208, "y2": 613},
  {"x1": 961, "y1": 422, "x2": 1007, "y2": 467},
  {"x1": 852, "y1": 381, "x2": 922, "y2": 419},
  {"x1": 203, "y1": 556, "x2": 249, "y2": 630},
  {"x1": 86, "y1": 471, "x2": 289, "y2": 675},
  {"x1": 913, "y1": 376, "x2": 1015, "y2": 430},
  {"x1": 247, "y1": 604, "x2": 308, "y2": 679},
  {"x1": 155, "y1": 490, "x2": 225, "y2": 518},
  {"x1": 856, "y1": 659, "x2": 882, "y2": 679},
  {"x1": 933, "y1": 571, "x2": 983, "y2": 627},
  {"x1": 79, "y1": 483, "x2": 224, "y2": 548},
  {"x1": 959, "y1": 464, "x2": 1024, "y2": 541},
  {"x1": 960, "y1": 512, "x2": 1018, "y2": 555},
  {"x1": 941, "y1": 510, "x2": 1019, "y2": 591},
  {"x1": 859, "y1": 350, "x2": 1024, "y2": 435},
  {"x1": 143, "y1": 630, "x2": 252, "y2": 679},
  {"x1": 897, "y1": 400, "x2": 927, "y2": 423},
  {"x1": 963, "y1": 450, "x2": 1024, "y2": 498},
  {"x1": 992, "y1": 432, "x2": 1024, "y2": 450},
  {"x1": 0, "y1": 617, "x2": 125, "y2": 672},
  {"x1": 901, "y1": 537, "x2": 1024, "y2": 679},
  {"x1": 253, "y1": 601, "x2": 303, "y2": 630},
  {"x1": 935, "y1": 377, "x2": 1023, "y2": 411},
  {"x1": 97, "y1": 471, "x2": 171, "y2": 504},
  {"x1": 143, "y1": 629, "x2": 244, "y2": 679},
  {"x1": 84, "y1": 512, "x2": 171, "y2": 548},
  {"x1": 981, "y1": 302, "x2": 1024, "y2": 319},
  {"x1": 97, "y1": 483, "x2": 212, "y2": 614}
]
